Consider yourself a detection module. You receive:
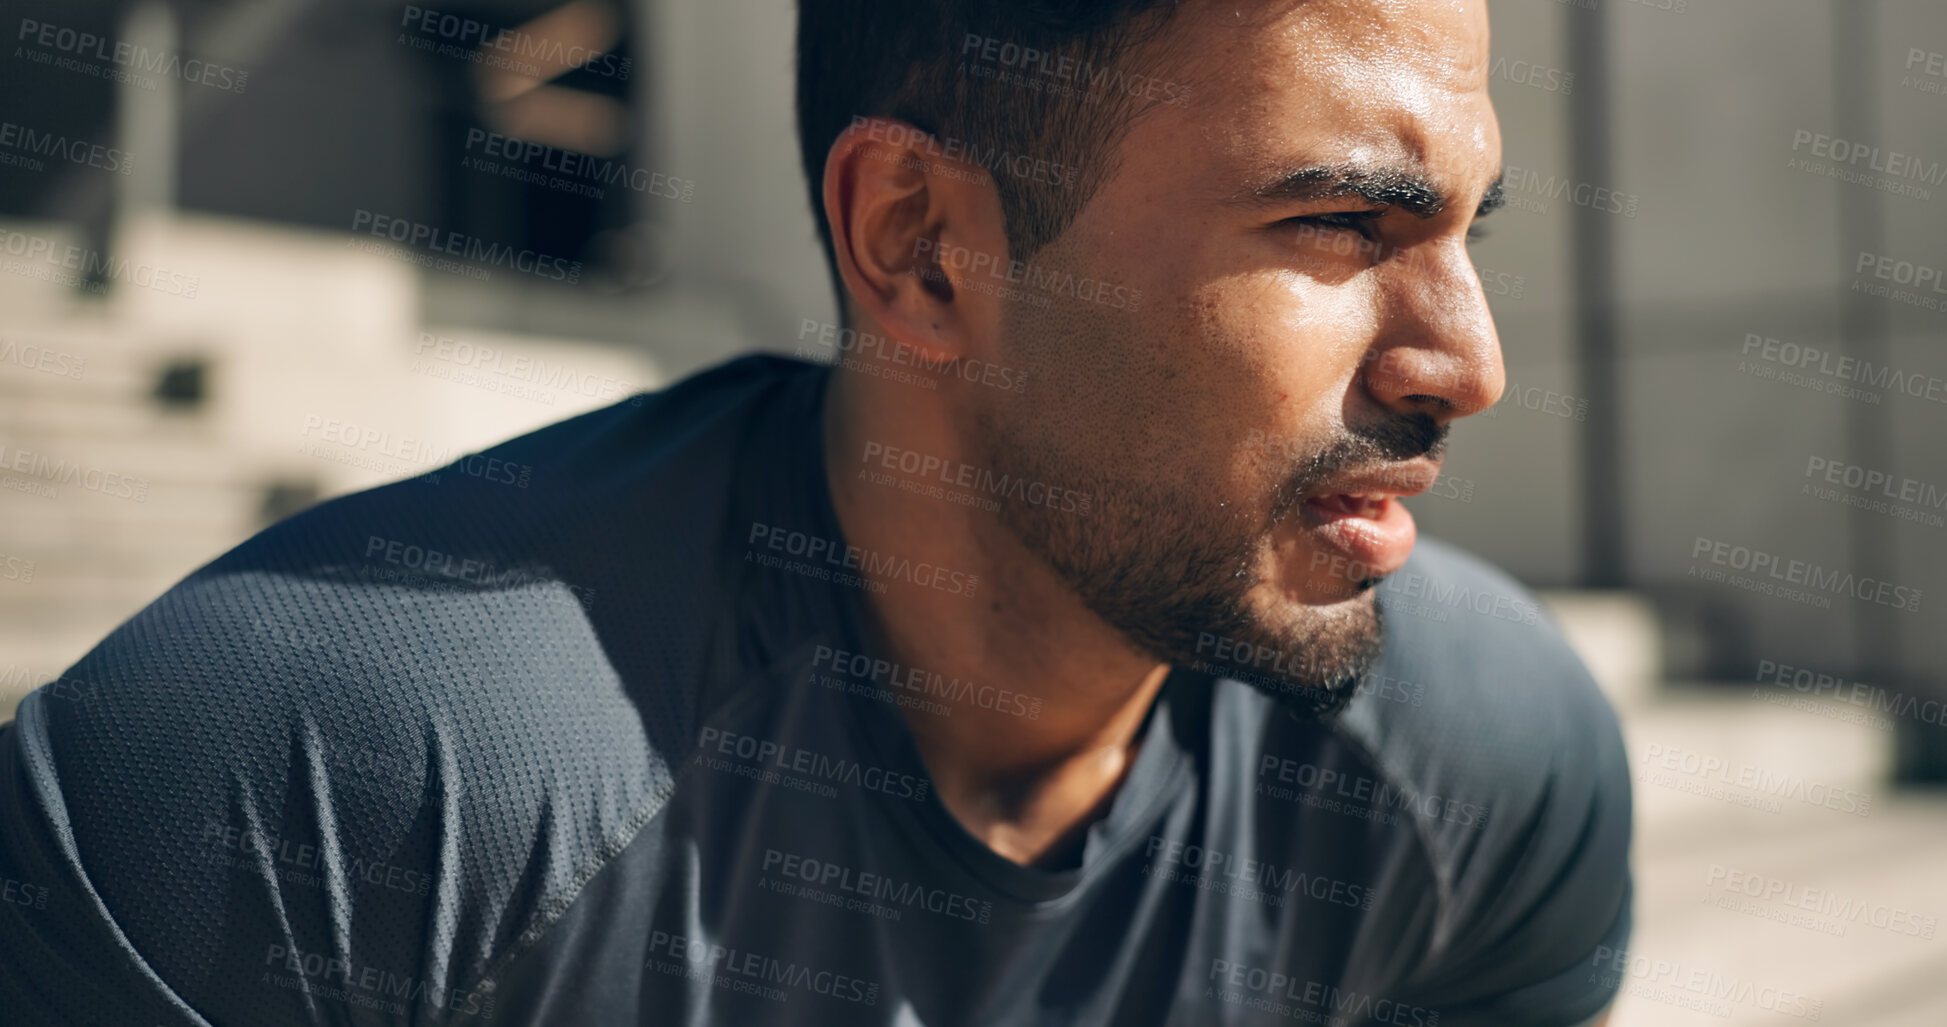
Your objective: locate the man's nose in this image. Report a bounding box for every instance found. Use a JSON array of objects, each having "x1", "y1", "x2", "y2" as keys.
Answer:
[{"x1": 1360, "y1": 243, "x2": 1506, "y2": 423}]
